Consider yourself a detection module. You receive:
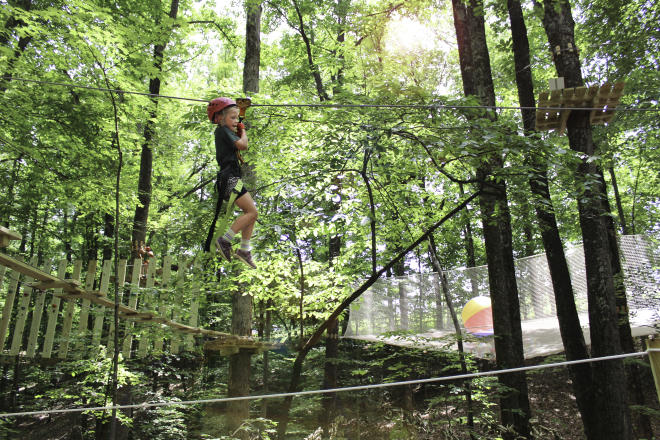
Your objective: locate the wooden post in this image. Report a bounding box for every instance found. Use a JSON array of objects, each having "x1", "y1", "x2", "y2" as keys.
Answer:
[
  {"x1": 153, "y1": 256, "x2": 172, "y2": 354},
  {"x1": 169, "y1": 256, "x2": 188, "y2": 354},
  {"x1": 42, "y1": 259, "x2": 67, "y2": 358},
  {"x1": 0, "y1": 265, "x2": 6, "y2": 287},
  {"x1": 137, "y1": 261, "x2": 156, "y2": 358},
  {"x1": 647, "y1": 337, "x2": 660, "y2": 403},
  {"x1": 106, "y1": 259, "x2": 127, "y2": 357},
  {"x1": 0, "y1": 227, "x2": 21, "y2": 248},
  {"x1": 185, "y1": 258, "x2": 202, "y2": 350},
  {"x1": 74, "y1": 260, "x2": 97, "y2": 357},
  {"x1": 10, "y1": 257, "x2": 39, "y2": 356},
  {"x1": 58, "y1": 260, "x2": 83, "y2": 359},
  {"x1": 0, "y1": 257, "x2": 22, "y2": 351},
  {"x1": 91, "y1": 259, "x2": 112, "y2": 351},
  {"x1": 26, "y1": 259, "x2": 53, "y2": 357},
  {"x1": 122, "y1": 259, "x2": 142, "y2": 359}
]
